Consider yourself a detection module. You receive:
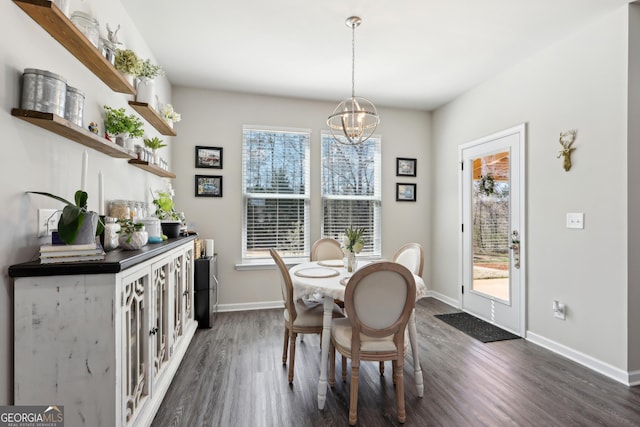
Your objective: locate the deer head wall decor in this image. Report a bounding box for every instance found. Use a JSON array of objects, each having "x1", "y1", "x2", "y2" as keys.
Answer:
[{"x1": 557, "y1": 129, "x2": 577, "y2": 171}]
